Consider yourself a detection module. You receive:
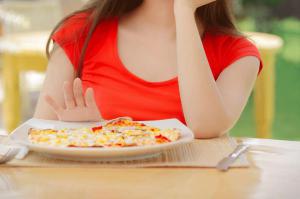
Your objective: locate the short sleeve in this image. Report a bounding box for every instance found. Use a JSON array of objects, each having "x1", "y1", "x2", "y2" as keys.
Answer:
[
  {"x1": 221, "y1": 36, "x2": 263, "y2": 75},
  {"x1": 51, "y1": 12, "x2": 90, "y2": 70}
]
